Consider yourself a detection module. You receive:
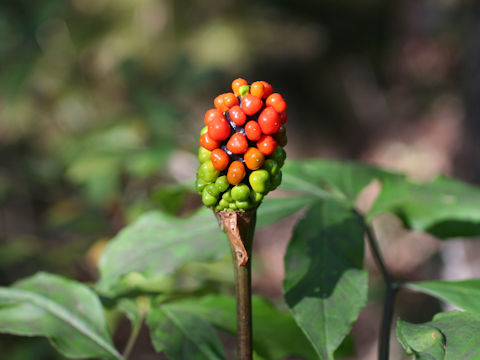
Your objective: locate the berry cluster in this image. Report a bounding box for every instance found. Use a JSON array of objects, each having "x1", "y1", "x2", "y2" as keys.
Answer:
[{"x1": 196, "y1": 78, "x2": 287, "y2": 211}]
